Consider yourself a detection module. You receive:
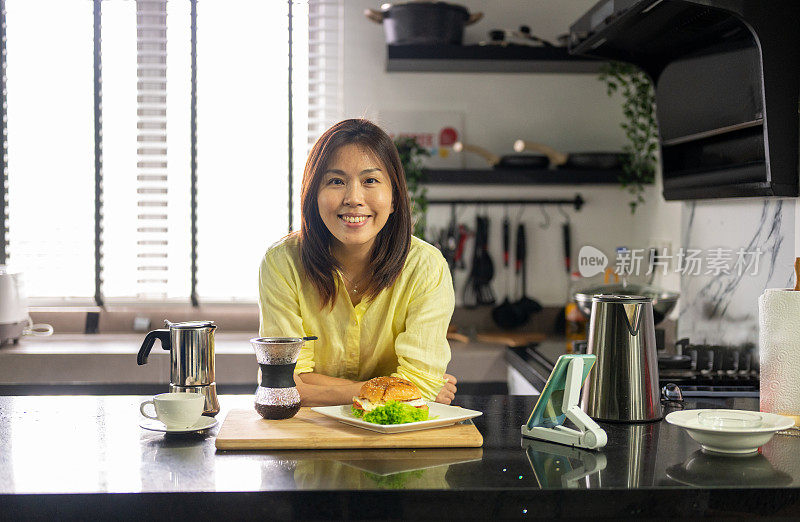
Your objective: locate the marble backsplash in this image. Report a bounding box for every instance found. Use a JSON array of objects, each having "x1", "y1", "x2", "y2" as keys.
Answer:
[{"x1": 677, "y1": 199, "x2": 797, "y2": 346}]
